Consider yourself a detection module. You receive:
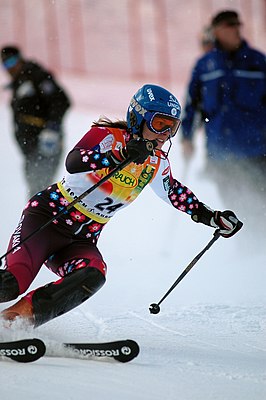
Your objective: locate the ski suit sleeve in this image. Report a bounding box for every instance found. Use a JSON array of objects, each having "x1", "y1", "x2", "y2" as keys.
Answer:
[
  {"x1": 65, "y1": 126, "x2": 123, "y2": 174},
  {"x1": 149, "y1": 157, "x2": 201, "y2": 214},
  {"x1": 149, "y1": 156, "x2": 218, "y2": 226}
]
